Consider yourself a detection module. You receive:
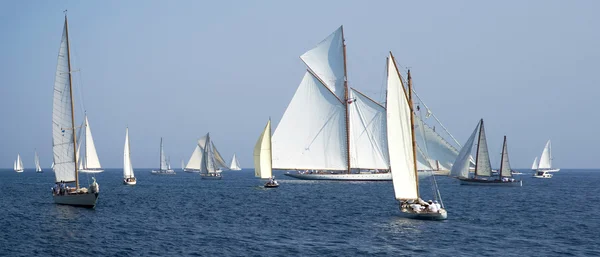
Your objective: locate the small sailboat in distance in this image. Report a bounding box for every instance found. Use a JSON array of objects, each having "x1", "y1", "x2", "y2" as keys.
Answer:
[
  {"x1": 51, "y1": 13, "x2": 99, "y2": 207},
  {"x1": 14, "y1": 154, "x2": 24, "y2": 173},
  {"x1": 199, "y1": 133, "x2": 228, "y2": 179},
  {"x1": 536, "y1": 140, "x2": 560, "y2": 172},
  {"x1": 123, "y1": 128, "x2": 136, "y2": 185},
  {"x1": 229, "y1": 153, "x2": 242, "y2": 171},
  {"x1": 387, "y1": 53, "x2": 446, "y2": 220},
  {"x1": 254, "y1": 119, "x2": 279, "y2": 188},
  {"x1": 34, "y1": 150, "x2": 42, "y2": 173},
  {"x1": 151, "y1": 137, "x2": 175, "y2": 175}
]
